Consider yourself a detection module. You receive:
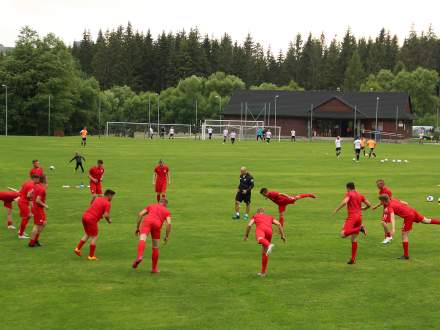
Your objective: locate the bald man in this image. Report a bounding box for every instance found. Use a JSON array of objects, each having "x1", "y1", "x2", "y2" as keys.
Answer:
[{"x1": 232, "y1": 167, "x2": 254, "y2": 220}]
